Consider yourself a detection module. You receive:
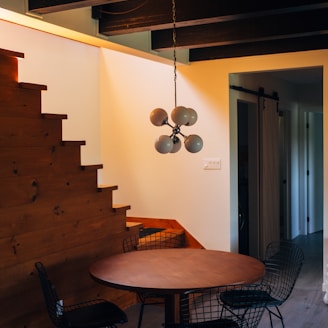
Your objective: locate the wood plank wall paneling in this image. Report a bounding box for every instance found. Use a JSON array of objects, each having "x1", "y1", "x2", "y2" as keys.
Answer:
[
  {"x1": 0, "y1": 189, "x2": 116, "y2": 237},
  {"x1": 0, "y1": 49, "x2": 134, "y2": 327},
  {"x1": 0, "y1": 116, "x2": 64, "y2": 147},
  {"x1": 0, "y1": 145, "x2": 83, "y2": 177},
  {"x1": 0, "y1": 170, "x2": 103, "y2": 207}
]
